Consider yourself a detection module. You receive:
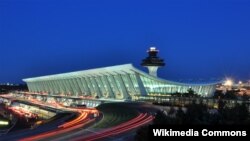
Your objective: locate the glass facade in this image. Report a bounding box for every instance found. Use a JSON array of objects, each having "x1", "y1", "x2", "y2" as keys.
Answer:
[
  {"x1": 23, "y1": 64, "x2": 218, "y2": 100},
  {"x1": 140, "y1": 74, "x2": 216, "y2": 96}
]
